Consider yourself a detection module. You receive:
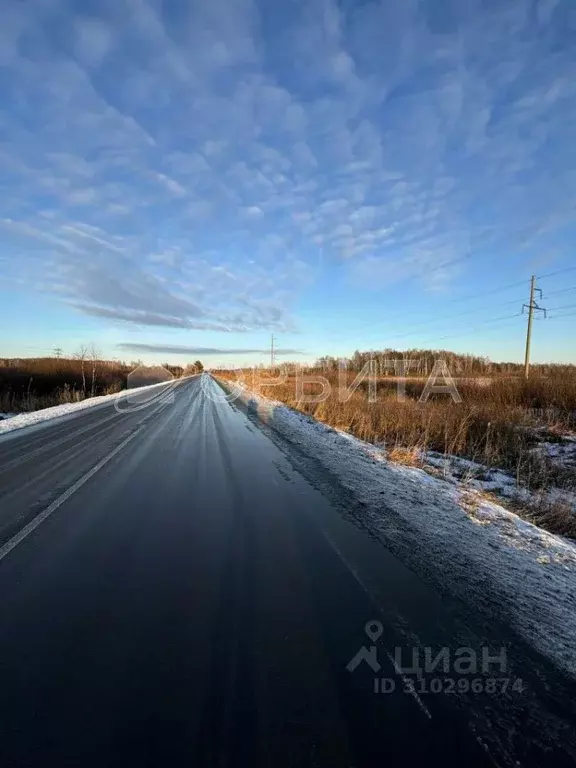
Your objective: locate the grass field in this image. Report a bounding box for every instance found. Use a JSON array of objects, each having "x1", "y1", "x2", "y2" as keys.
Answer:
[
  {"x1": 218, "y1": 364, "x2": 576, "y2": 538},
  {"x1": 0, "y1": 357, "x2": 188, "y2": 415}
]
